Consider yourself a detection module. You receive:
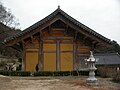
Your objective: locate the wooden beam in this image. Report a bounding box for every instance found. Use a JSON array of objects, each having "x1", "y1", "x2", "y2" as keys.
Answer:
[
  {"x1": 92, "y1": 41, "x2": 97, "y2": 44},
  {"x1": 42, "y1": 37, "x2": 73, "y2": 40},
  {"x1": 83, "y1": 36, "x2": 88, "y2": 40},
  {"x1": 30, "y1": 36, "x2": 34, "y2": 44},
  {"x1": 19, "y1": 42, "x2": 23, "y2": 50},
  {"x1": 93, "y1": 42, "x2": 102, "y2": 49},
  {"x1": 91, "y1": 41, "x2": 98, "y2": 50},
  {"x1": 10, "y1": 44, "x2": 22, "y2": 52},
  {"x1": 48, "y1": 25, "x2": 51, "y2": 34},
  {"x1": 40, "y1": 31, "x2": 43, "y2": 39},
  {"x1": 94, "y1": 42, "x2": 99, "y2": 48},
  {"x1": 64, "y1": 24, "x2": 68, "y2": 35},
  {"x1": 74, "y1": 31, "x2": 78, "y2": 40}
]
